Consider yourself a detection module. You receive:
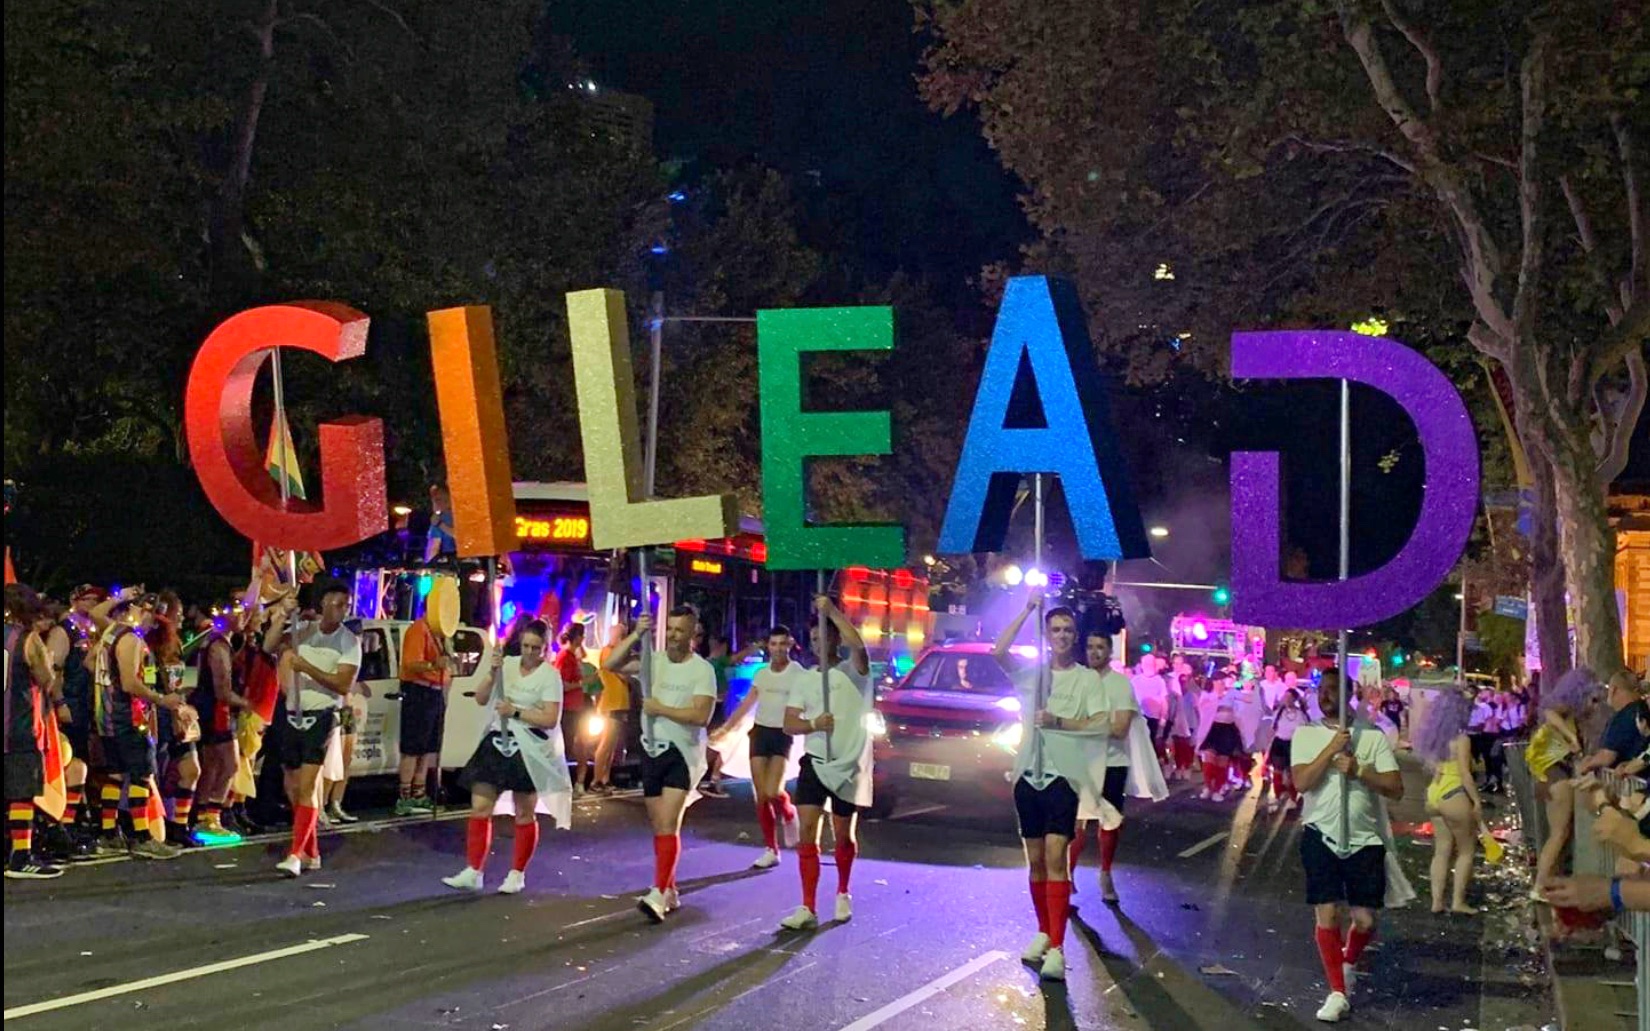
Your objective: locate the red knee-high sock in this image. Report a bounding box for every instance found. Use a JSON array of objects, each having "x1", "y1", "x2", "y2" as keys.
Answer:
[
  {"x1": 466, "y1": 816, "x2": 492, "y2": 869},
  {"x1": 653, "y1": 834, "x2": 680, "y2": 890},
  {"x1": 757, "y1": 799, "x2": 778, "y2": 851},
  {"x1": 511, "y1": 820, "x2": 539, "y2": 872},
  {"x1": 1099, "y1": 827, "x2": 1120, "y2": 872},
  {"x1": 1044, "y1": 881, "x2": 1072, "y2": 948},
  {"x1": 1214, "y1": 760, "x2": 1229, "y2": 787},
  {"x1": 1201, "y1": 760, "x2": 1218, "y2": 792},
  {"x1": 775, "y1": 791, "x2": 795, "y2": 819},
  {"x1": 1029, "y1": 876, "x2": 1050, "y2": 934},
  {"x1": 290, "y1": 805, "x2": 318, "y2": 859},
  {"x1": 1315, "y1": 926, "x2": 1347, "y2": 994},
  {"x1": 1344, "y1": 925, "x2": 1374, "y2": 964},
  {"x1": 1067, "y1": 834, "x2": 1086, "y2": 876},
  {"x1": 799, "y1": 843, "x2": 821, "y2": 910},
  {"x1": 304, "y1": 814, "x2": 320, "y2": 859},
  {"x1": 835, "y1": 840, "x2": 856, "y2": 896}
]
